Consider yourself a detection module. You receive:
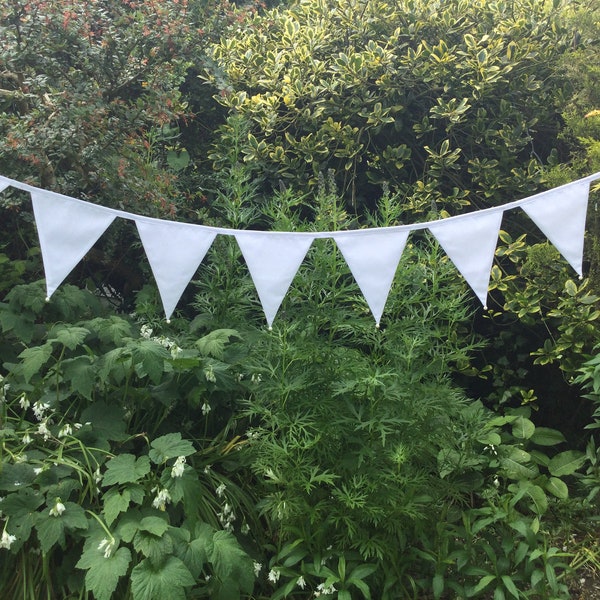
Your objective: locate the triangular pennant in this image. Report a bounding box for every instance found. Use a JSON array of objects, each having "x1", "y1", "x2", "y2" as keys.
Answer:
[
  {"x1": 135, "y1": 219, "x2": 217, "y2": 320},
  {"x1": 521, "y1": 180, "x2": 589, "y2": 276},
  {"x1": 334, "y1": 229, "x2": 410, "y2": 325},
  {"x1": 235, "y1": 232, "x2": 314, "y2": 327},
  {"x1": 31, "y1": 190, "x2": 116, "y2": 298},
  {"x1": 428, "y1": 210, "x2": 503, "y2": 307}
]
